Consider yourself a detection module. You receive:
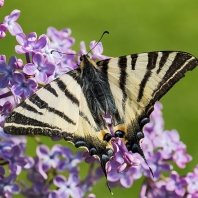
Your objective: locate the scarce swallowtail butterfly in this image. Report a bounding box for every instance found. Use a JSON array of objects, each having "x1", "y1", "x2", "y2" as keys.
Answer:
[{"x1": 3, "y1": 50, "x2": 198, "y2": 180}]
